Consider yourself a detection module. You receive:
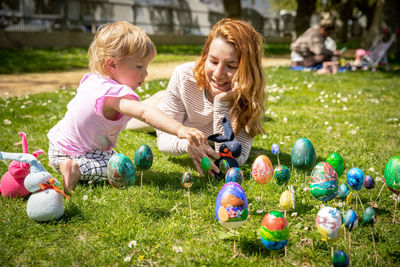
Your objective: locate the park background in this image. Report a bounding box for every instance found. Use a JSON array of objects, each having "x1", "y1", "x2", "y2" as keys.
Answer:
[{"x1": 1, "y1": 0, "x2": 400, "y2": 266}]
